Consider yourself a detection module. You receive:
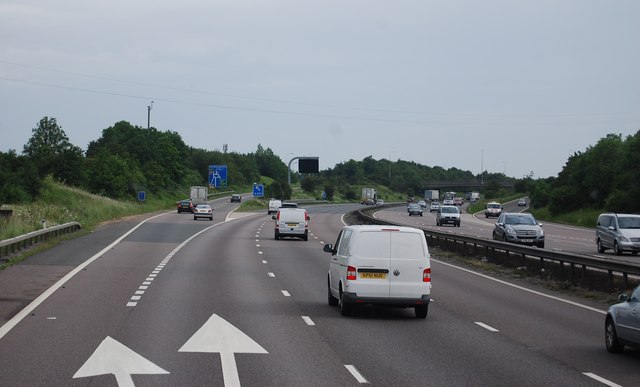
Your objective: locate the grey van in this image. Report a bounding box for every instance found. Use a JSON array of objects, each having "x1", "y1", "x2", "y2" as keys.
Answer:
[{"x1": 596, "y1": 213, "x2": 640, "y2": 255}]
